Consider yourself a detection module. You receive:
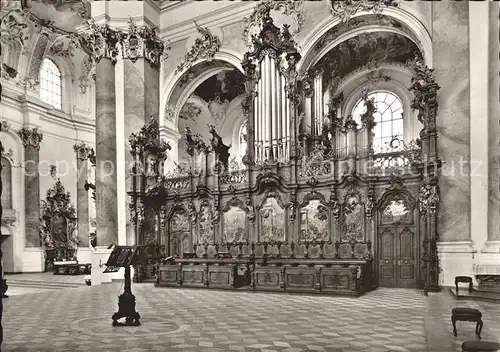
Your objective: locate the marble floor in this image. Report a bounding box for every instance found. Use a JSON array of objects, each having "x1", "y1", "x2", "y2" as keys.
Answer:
[{"x1": 1, "y1": 276, "x2": 499, "y2": 352}]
